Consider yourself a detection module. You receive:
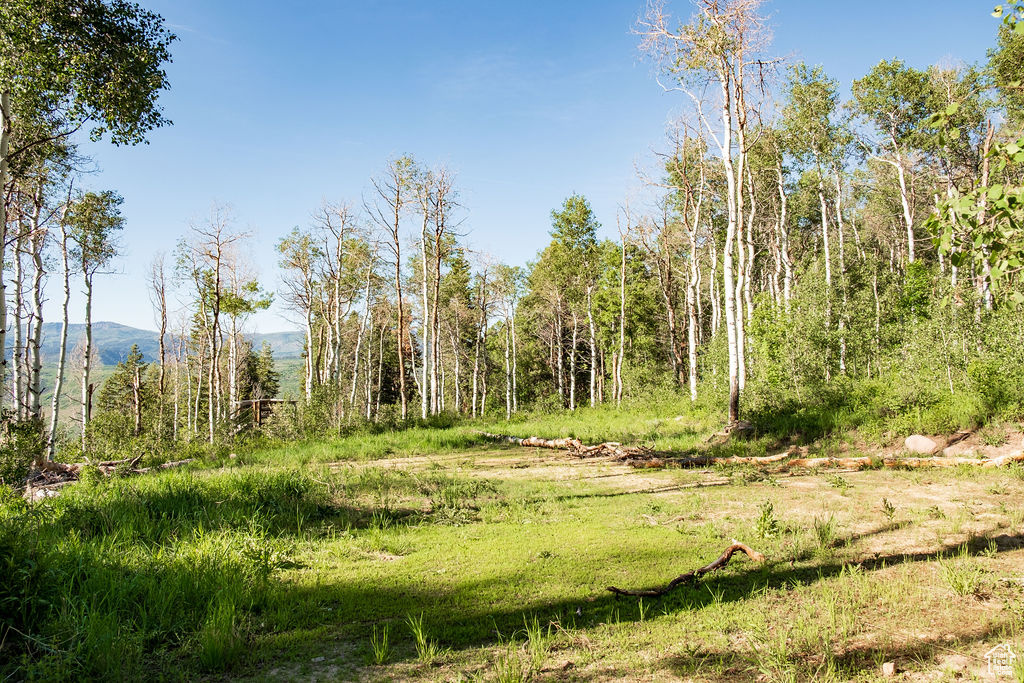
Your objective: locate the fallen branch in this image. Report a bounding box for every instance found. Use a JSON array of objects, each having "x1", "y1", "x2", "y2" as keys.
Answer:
[
  {"x1": 479, "y1": 432, "x2": 1024, "y2": 471},
  {"x1": 24, "y1": 458, "x2": 197, "y2": 501},
  {"x1": 477, "y1": 431, "x2": 650, "y2": 459},
  {"x1": 607, "y1": 541, "x2": 765, "y2": 597}
]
